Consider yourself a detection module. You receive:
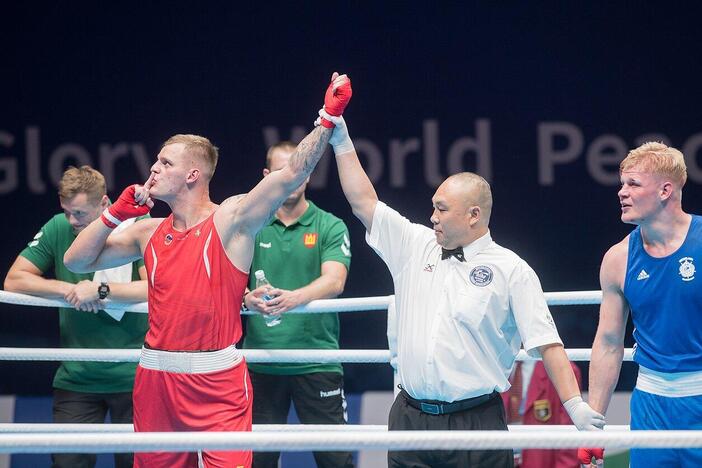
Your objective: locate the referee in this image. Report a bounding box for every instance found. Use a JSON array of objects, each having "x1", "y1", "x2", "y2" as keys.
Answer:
[{"x1": 322, "y1": 112, "x2": 605, "y2": 467}]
